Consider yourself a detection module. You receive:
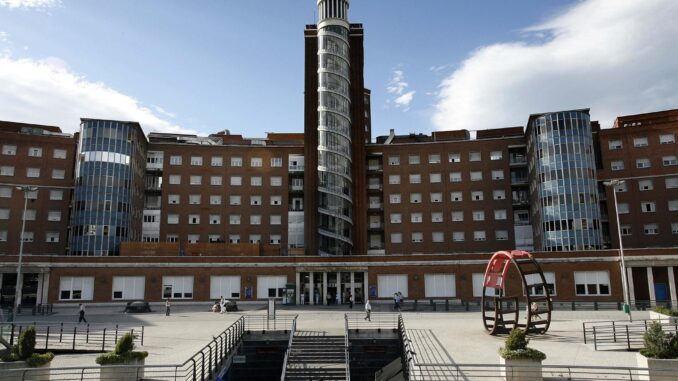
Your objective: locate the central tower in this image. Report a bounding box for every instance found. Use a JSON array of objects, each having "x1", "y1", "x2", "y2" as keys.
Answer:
[{"x1": 304, "y1": 0, "x2": 369, "y2": 256}]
